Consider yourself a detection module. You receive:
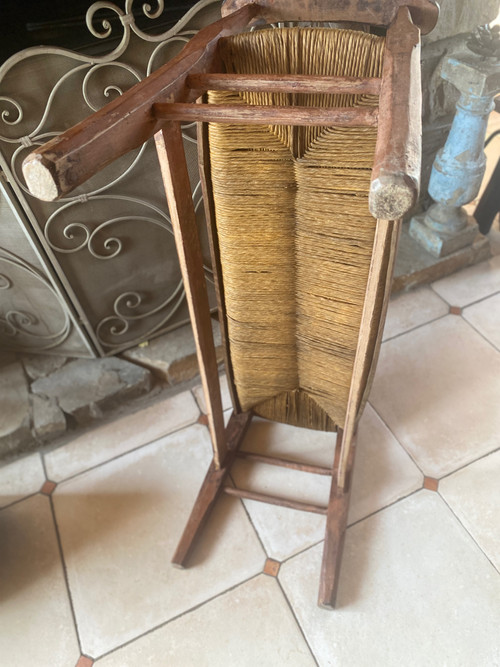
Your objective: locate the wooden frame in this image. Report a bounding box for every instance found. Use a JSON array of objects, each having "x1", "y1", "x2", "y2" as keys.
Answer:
[{"x1": 21, "y1": 0, "x2": 436, "y2": 608}]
